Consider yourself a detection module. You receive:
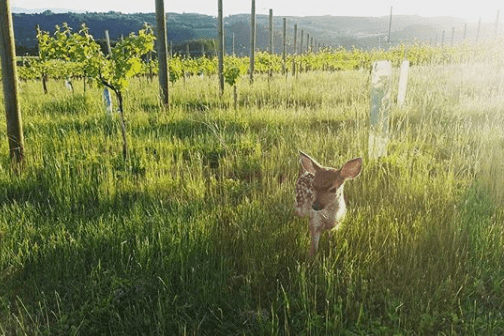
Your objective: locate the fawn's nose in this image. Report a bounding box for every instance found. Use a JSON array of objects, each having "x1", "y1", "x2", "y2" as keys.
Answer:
[{"x1": 312, "y1": 201, "x2": 323, "y2": 211}]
